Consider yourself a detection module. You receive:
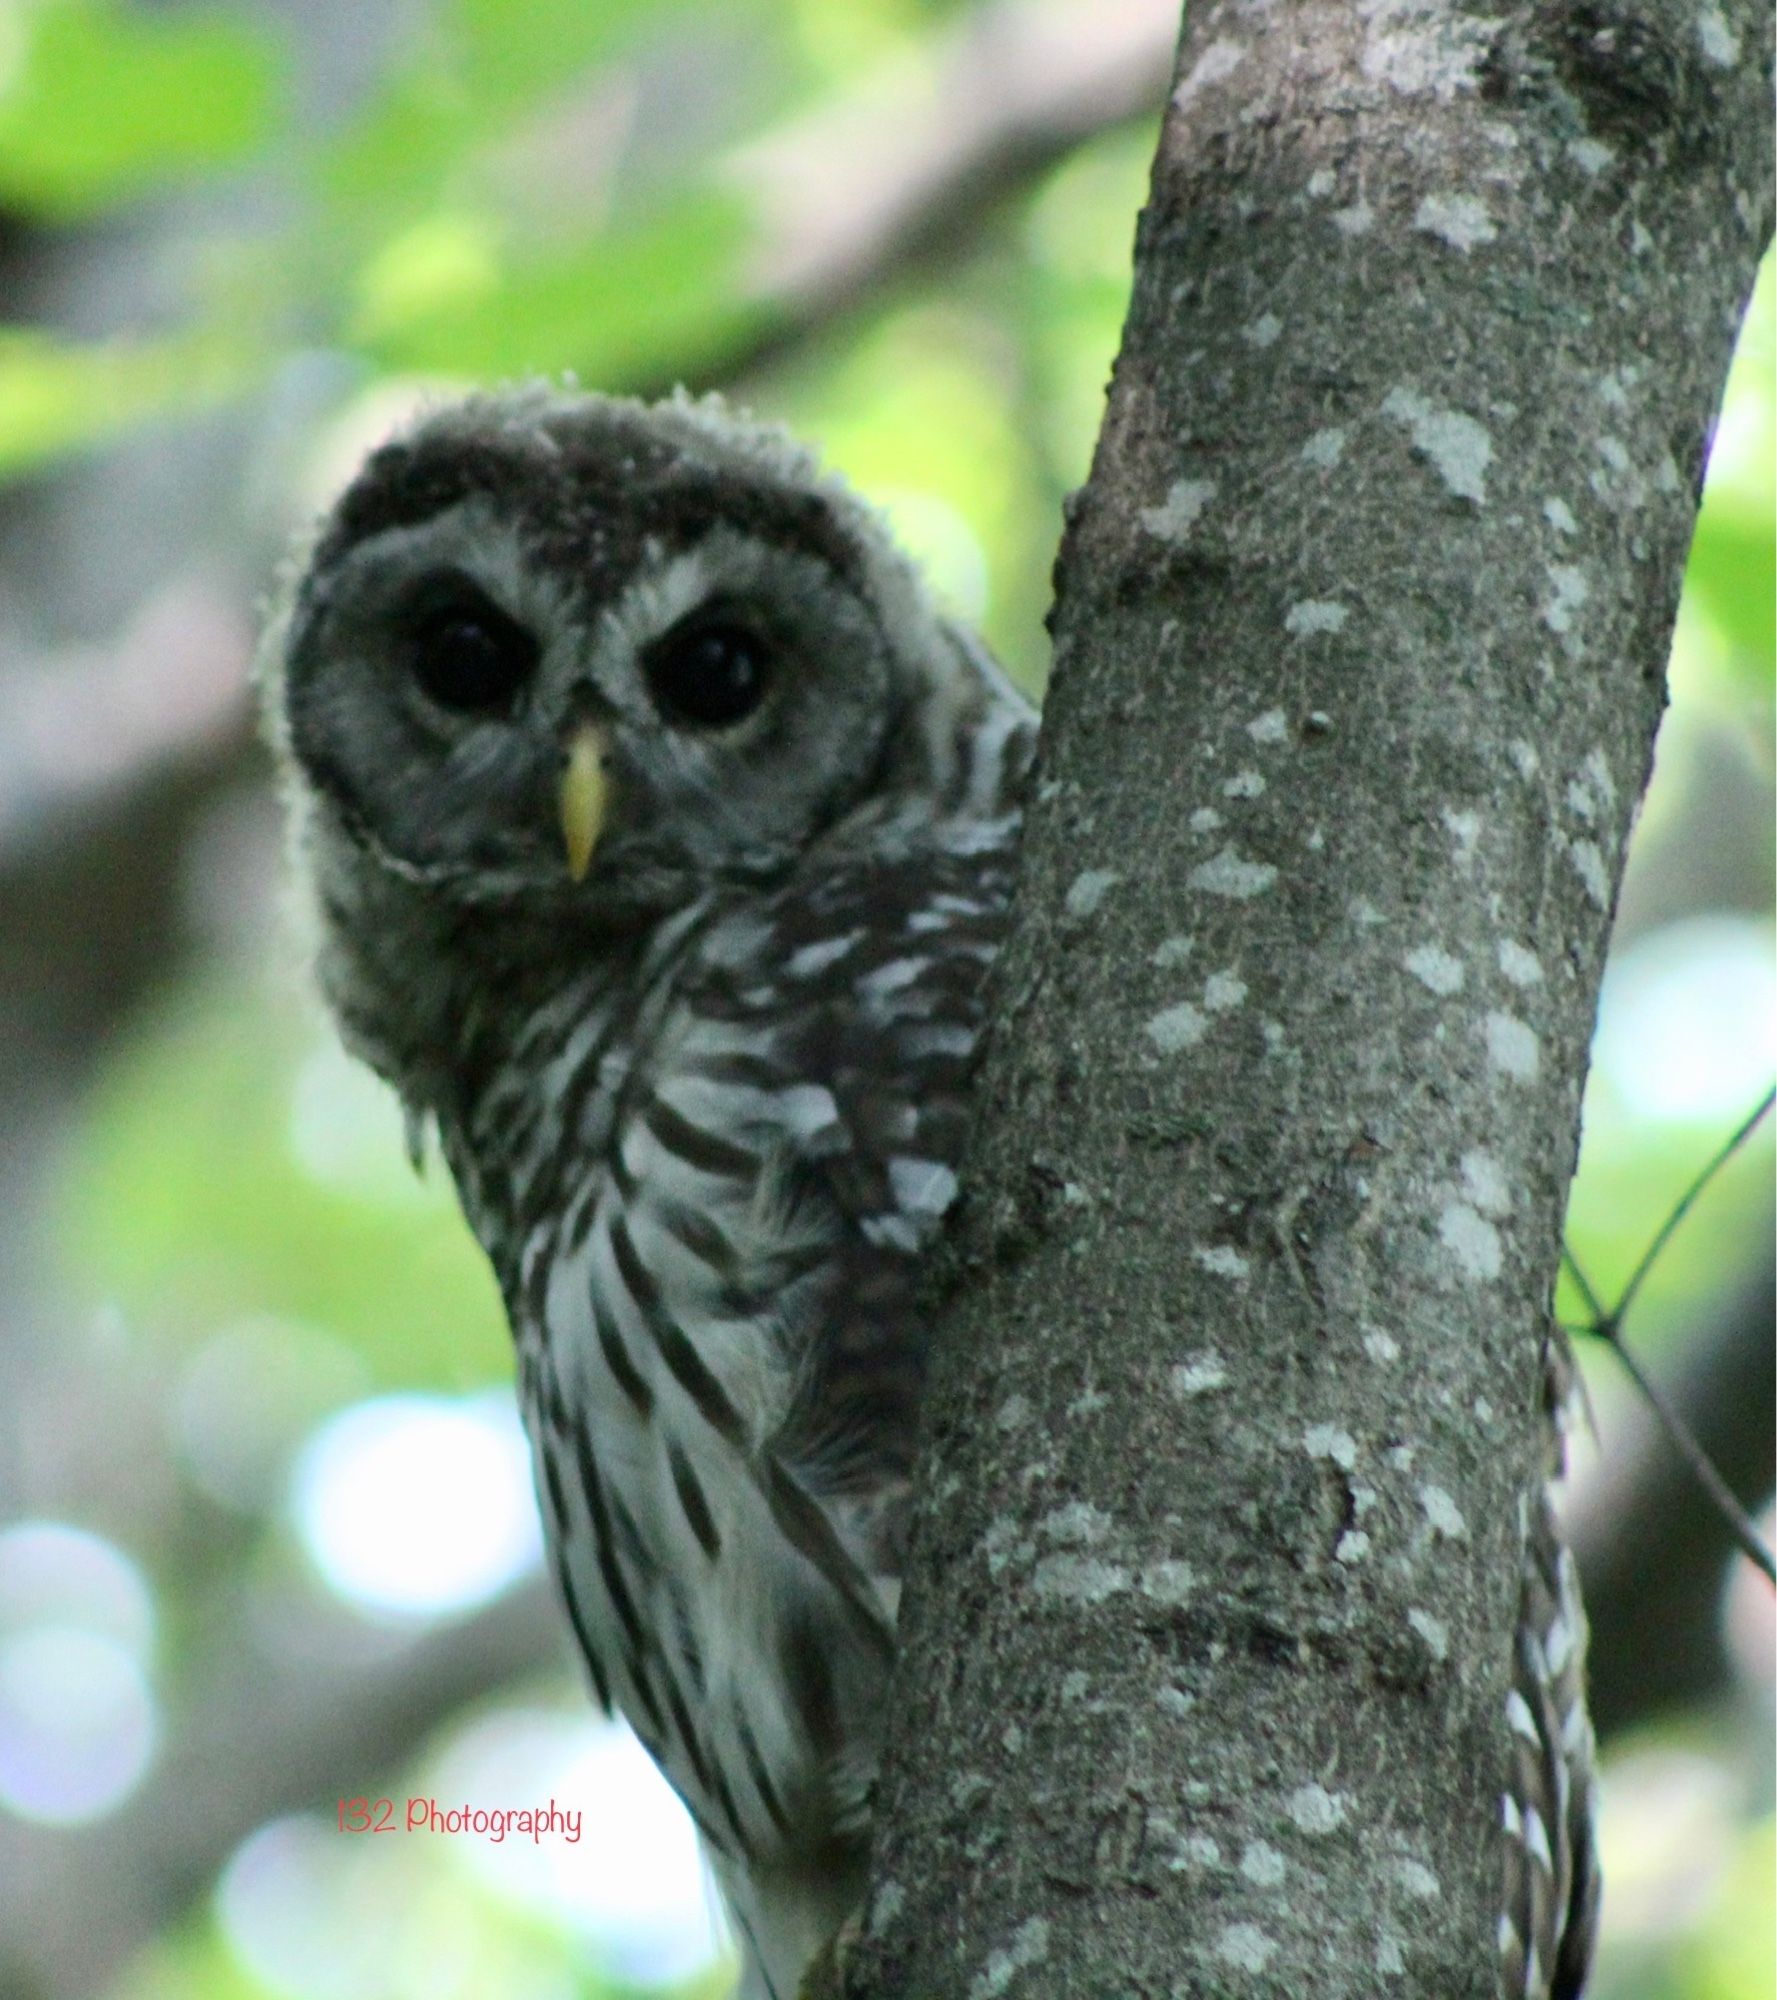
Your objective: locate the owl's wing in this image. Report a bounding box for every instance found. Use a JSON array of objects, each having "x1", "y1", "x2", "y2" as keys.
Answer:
[{"x1": 687, "y1": 823, "x2": 1020, "y2": 1582}]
